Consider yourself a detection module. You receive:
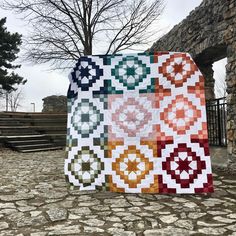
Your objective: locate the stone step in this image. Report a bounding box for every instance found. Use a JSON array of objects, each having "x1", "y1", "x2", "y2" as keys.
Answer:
[
  {"x1": 0, "y1": 120, "x2": 66, "y2": 127},
  {"x1": 0, "y1": 130, "x2": 39, "y2": 135},
  {"x1": 4, "y1": 134, "x2": 46, "y2": 140},
  {"x1": 0, "y1": 117, "x2": 66, "y2": 122},
  {"x1": 42, "y1": 130, "x2": 67, "y2": 135},
  {"x1": 15, "y1": 143, "x2": 54, "y2": 151},
  {"x1": 0, "y1": 126, "x2": 66, "y2": 136},
  {"x1": 0, "y1": 112, "x2": 67, "y2": 152},
  {"x1": 0, "y1": 112, "x2": 67, "y2": 119},
  {"x1": 7, "y1": 139, "x2": 49, "y2": 145},
  {"x1": 0, "y1": 122, "x2": 32, "y2": 127},
  {"x1": 19, "y1": 146, "x2": 63, "y2": 153},
  {"x1": 0, "y1": 126, "x2": 66, "y2": 130}
]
